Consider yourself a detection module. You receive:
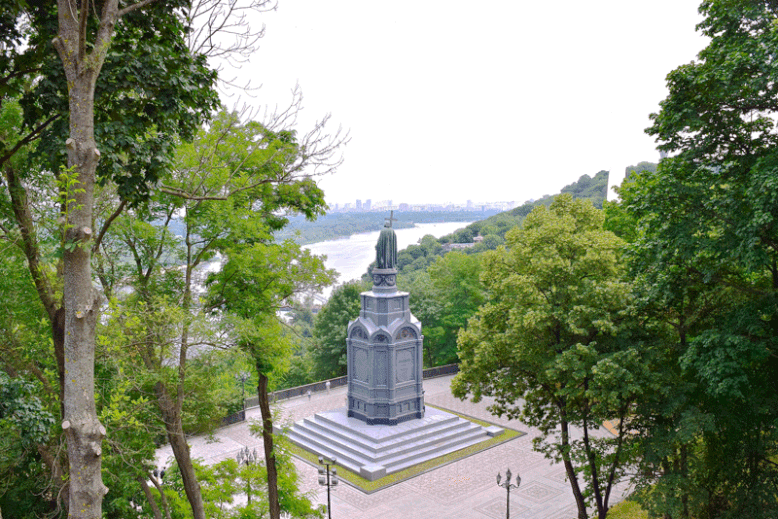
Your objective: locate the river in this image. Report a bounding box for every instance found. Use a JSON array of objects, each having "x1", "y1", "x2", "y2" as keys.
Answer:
[{"x1": 303, "y1": 221, "x2": 472, "y2": 298}]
